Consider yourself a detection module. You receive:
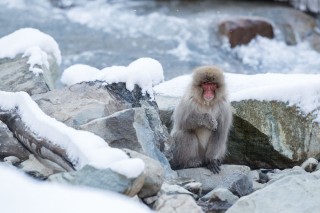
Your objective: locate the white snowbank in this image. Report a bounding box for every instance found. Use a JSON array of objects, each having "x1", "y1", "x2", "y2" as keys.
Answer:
[
  {"x1": 154, "y1": 72, "x2": 320, "y2": 122},
  {"x1": 0, "y1": 91, "x2": 144, "y2": 177},
  {"x1": 61, "y1": 57, "x2": 164, "y2": 97},
  {"x1": 0, "y1": 28, "x2": 61, "y2": 75},
  {"x1": 0, "y1": 165, "x2": 152, "y2": 213}
]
